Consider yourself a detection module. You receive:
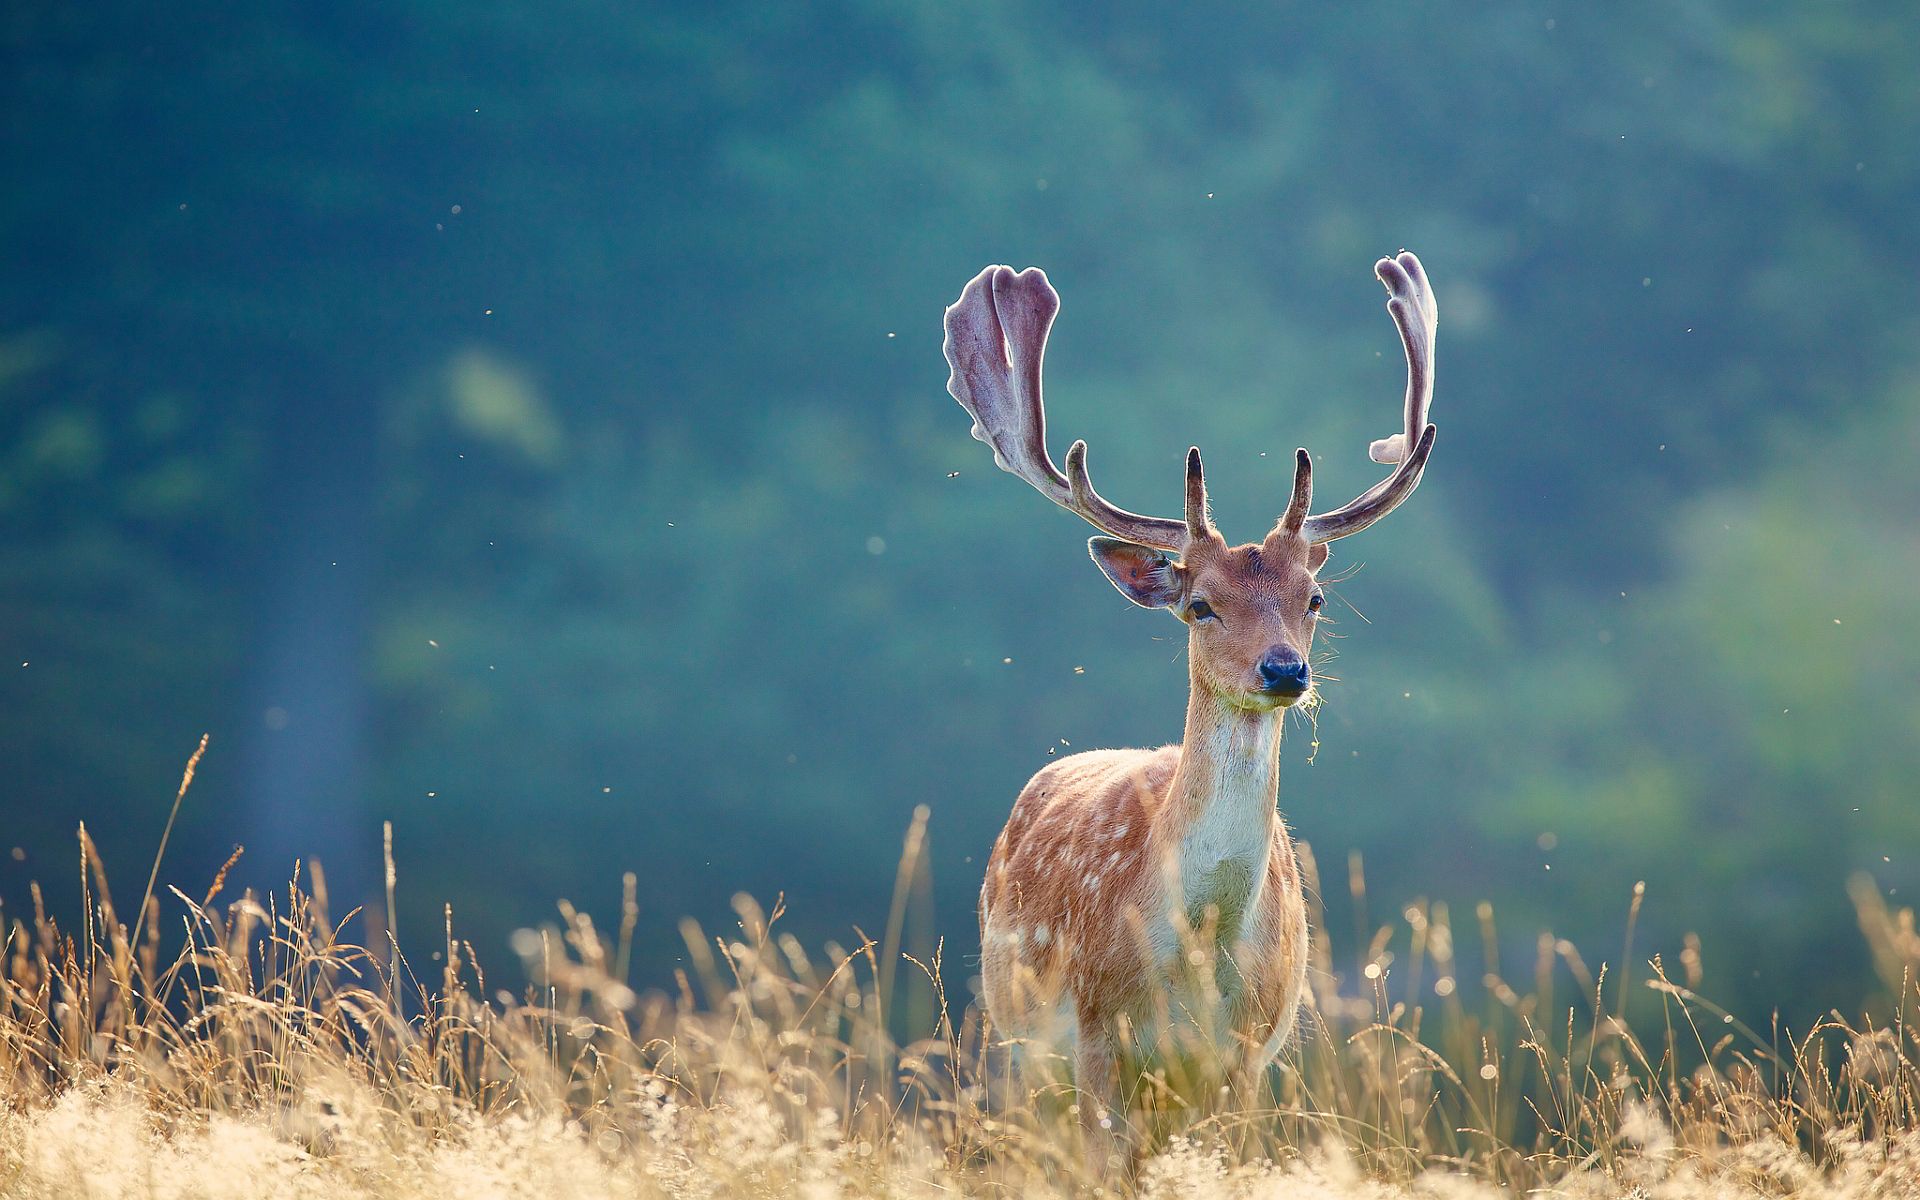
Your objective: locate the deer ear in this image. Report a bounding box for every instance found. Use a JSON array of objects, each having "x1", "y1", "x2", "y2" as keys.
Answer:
[
  {"x1": 1308, "y1": 543, "x2": 1330, "y2": 573},
  {"x1": 1088, "y1": 537, "x2": 1185, "y2": 609}
]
